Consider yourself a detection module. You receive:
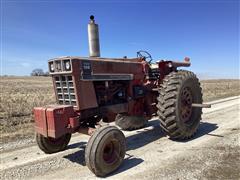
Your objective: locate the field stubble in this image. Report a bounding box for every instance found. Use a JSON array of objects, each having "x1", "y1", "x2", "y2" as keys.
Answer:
[
  {"x1": 0, "y1": 77, "x2": 239, "y2": 143},
  {"x1": 0, "y1": 77, "x2": 55, "y2": 142}
]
